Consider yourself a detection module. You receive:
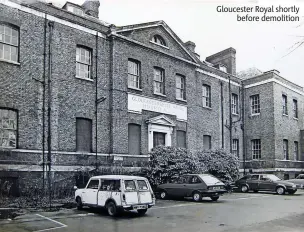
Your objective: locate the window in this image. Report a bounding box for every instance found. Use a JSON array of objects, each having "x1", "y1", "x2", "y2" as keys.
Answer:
[
  {"x1": 153, "y1": 132, "x2": 166, "y2": 148},
  {"x1": 76, "y1": 118, "x2": 92, "y2": 152},
  {"x1": 154, "y1": 67, "x2": 165, "y2": 95},
  {"x1": 232, "y1": 139, "x2": 239, "y2": 157},
  {"x1": 0, "y1": 109, "x2": 17, "y2": 148},
  {"x1": 176, "y1": 176, "x2": 188, "y2": 184},
  {"x1": 282, "y1": 95, "x2": 288, "y2": 115},
  {"x1": 128, "y1": 124, "x2": 141, "y2": 155},
  {"x1": 231, "y1": 94, "x2": 239, "y2": 115},
  {"x1": 76, "y1": 46, "x2": 91, "y2": 79},
  {"x1": 250, "y1": 95, "x2": 260, "y2": 115},
  {"x1": 203, "y1": 135, "x2": 211, "y2": 150},
  {"x1": 86, "y1": 179, "x2": 99, "y2": 189},
  {"x1": 152, "y1": 35, "x2": 166, "y2": 46},
  {"x1": 202, "y1": 84, "x2": 211, "y2": 108},
  {"x1": 294, "y1": 141, "x2": 299, "y2": 161},
  {"x1": 177, "y1": 130, "x2": 186, "y2": 148},
  {"x1": 124, "y1": 180, "x2": 136, "y2": 191},
  {"x1": 176, "y1": 74, "x2": 186, "y2": 100},
  {"x1": 0, "y1": 24, "x2": 19, "y2": 63},
  {"x1": 293, "y1": 99, "x2": 298, "y2": 118},
  {"x1": 100, "y1": 179, "x2": 121, "y2": 191},
  {"x1": 251, "y1": 139, "x2": 261, "y2": 159},
  {"x1": 219, "y1": 66, "x2": 227, "y2": 72},
  {"x1": 251, "y1": 175, "x2": 259, "y2": 180},
  {"x1": 189, "y1": 176, "x2": 201, "y2": 184},
  {"x1": 67, "y1": 5, "x2": 84, "y2": 16},
  {"x1": 283, "y1": 139, "x2": 289, "y2": 160},
  {"x1": 137, "y1": 180, "x2": 149, "y2": 191},
  {"x1": 128, "y1": 59, "x2": 140, "y2": 89}
]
